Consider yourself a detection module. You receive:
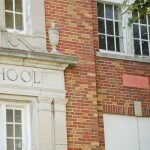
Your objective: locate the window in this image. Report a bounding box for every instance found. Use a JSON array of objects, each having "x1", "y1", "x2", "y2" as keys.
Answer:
[
  {"x1": 97, "y1": 1, "x2": 150, "y2": 57},
  {"x1": 0, "y1": 103, "x2": 30, "y2": 150},
  {"x1": 6, "y1": 108, "x2": 23, "y2": 150},
  {"x1": 97, "y1": 3, "x2": 124, "y2": 52},
  {"x1": 133, "y1": 12, "x2": 150, "y2": 56},
  {"x1": 5, "y1": 0, "x2": 25, "y2": 32}
]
